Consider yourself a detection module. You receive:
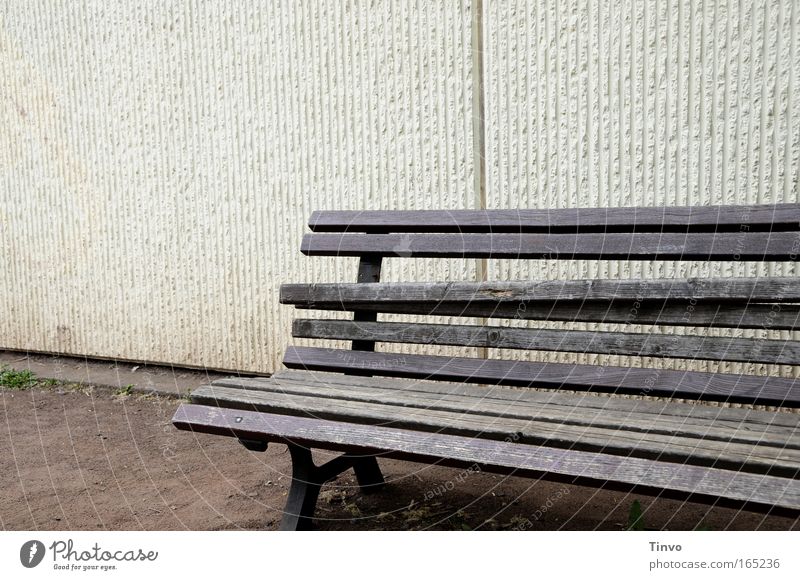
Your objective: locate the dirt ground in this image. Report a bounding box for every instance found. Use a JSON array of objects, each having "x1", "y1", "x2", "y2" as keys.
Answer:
[{"x1": 2, "y1": 384, "x2": 798, "y2": 531}]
